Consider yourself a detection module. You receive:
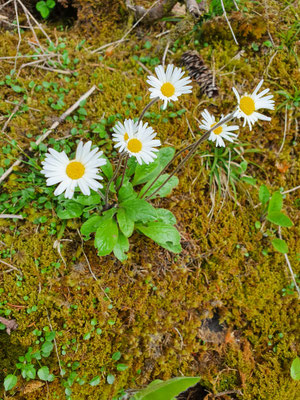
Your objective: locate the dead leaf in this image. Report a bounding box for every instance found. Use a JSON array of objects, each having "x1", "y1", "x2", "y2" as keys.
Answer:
[
  {"x1": 276, "y1": 160, "x2": 290, "y2": 173},
  {"x1": 23, "y1": 380, "x2": 45, "y2": 394}
]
